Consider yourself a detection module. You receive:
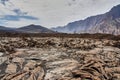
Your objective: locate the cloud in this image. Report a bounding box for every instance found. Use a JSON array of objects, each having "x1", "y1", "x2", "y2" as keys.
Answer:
[
  {"x1": 12, "y1": 9, "x2": 27, "y2": 16},
  {"x1": 0, "y1": 15, "x2": 38, "y2": 21},
  {"x1": 0, "y1": 0, "x2": 9, "y2": 5},
  {"x1": 0, "y1": 0, "x2": 40, "y2": 27},
  {"x1": 2, "y1": 18, "x2": 40, "y2": 28},
  {"x1": 0, "y1": 0, "x2": 120, "y2": 28}
]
